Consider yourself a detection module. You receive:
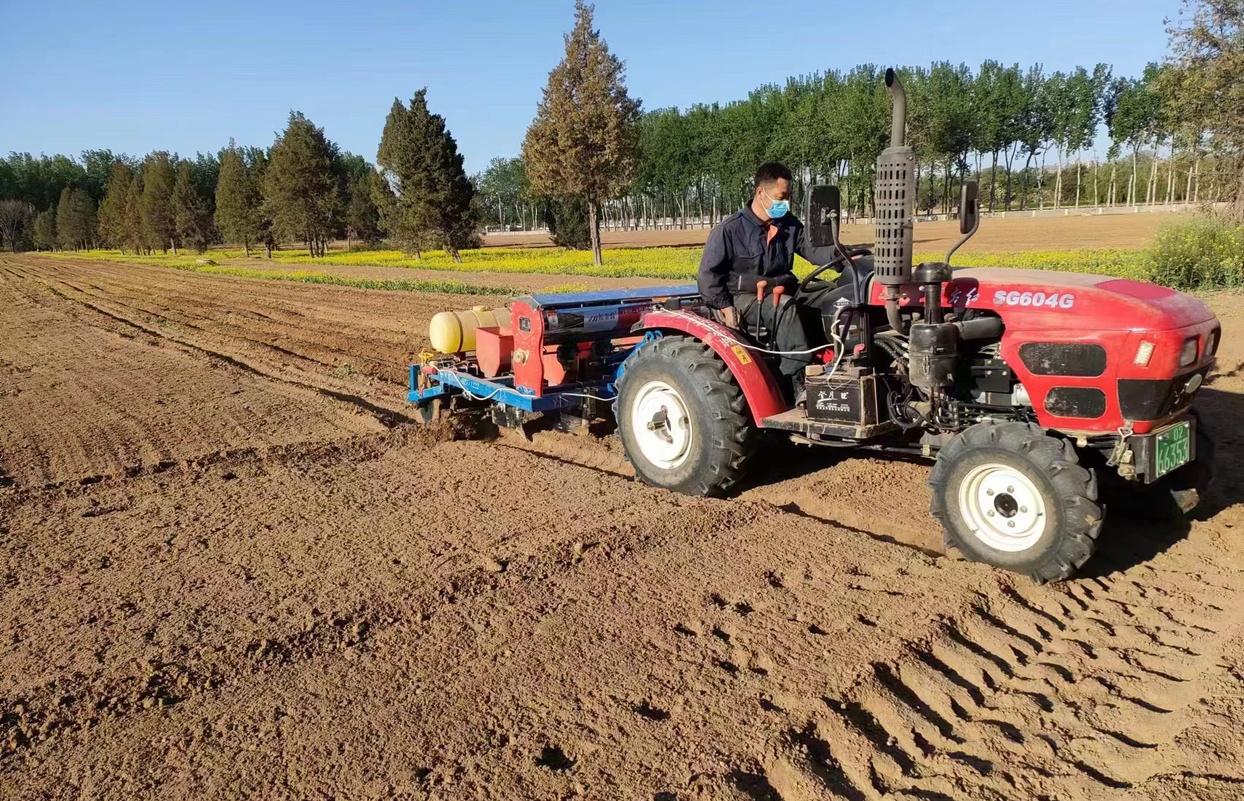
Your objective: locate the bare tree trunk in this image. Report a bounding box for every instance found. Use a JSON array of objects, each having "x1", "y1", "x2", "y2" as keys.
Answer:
[
  {"x1": 1185, "y1": 154, "x2": 1194, "y2": 203},
  {"x1": 989, "y1": 150, "x2": 998, "y2": 212},
  {"x1": 588, "y1": 200, "x2": 602, "y2": 266},
  {"x1": 1109, "y1": 164, "x2": 1117, "y2": 206},
  {"x1": 1038, "y1": 151, "x2": 1047, "y2": 210},
  {"x1": 1193, "y1": 158, "x2": 1201, "y2": 202},
  {"x1": 1075, "y1": 160, "x2": 1082, "y2": 208},
  {"x1": 1054, "y1": 148, "x2": 1064, "y2": 210},
  {"x1": 1130, "y1": 149, "x2": 1139, "y2": 207}
]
